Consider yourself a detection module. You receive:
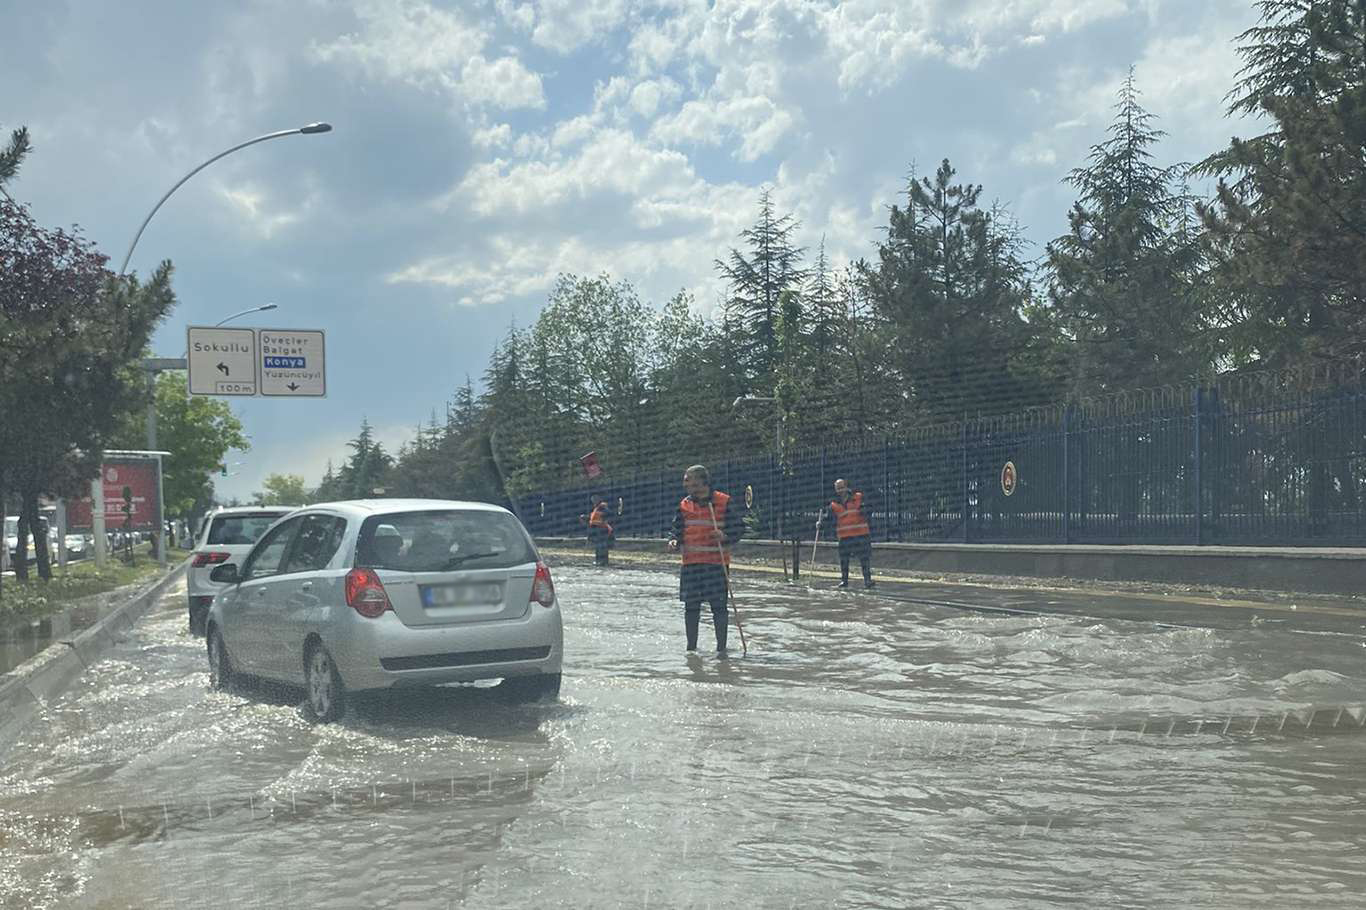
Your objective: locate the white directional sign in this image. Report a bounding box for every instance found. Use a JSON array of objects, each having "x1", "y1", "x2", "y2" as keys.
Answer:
[
  {"x1": 187, "y1": 327, "x2": 257, "y2": 396},
  {"x1": 259, "y1": 329, "x2": 327, "y2": 397}
]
